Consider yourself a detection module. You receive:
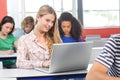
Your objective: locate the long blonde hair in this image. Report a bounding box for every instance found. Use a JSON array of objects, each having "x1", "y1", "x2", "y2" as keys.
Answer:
[{"x1": 36, "y1": 5, "x2": 62, "y2": 54}]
